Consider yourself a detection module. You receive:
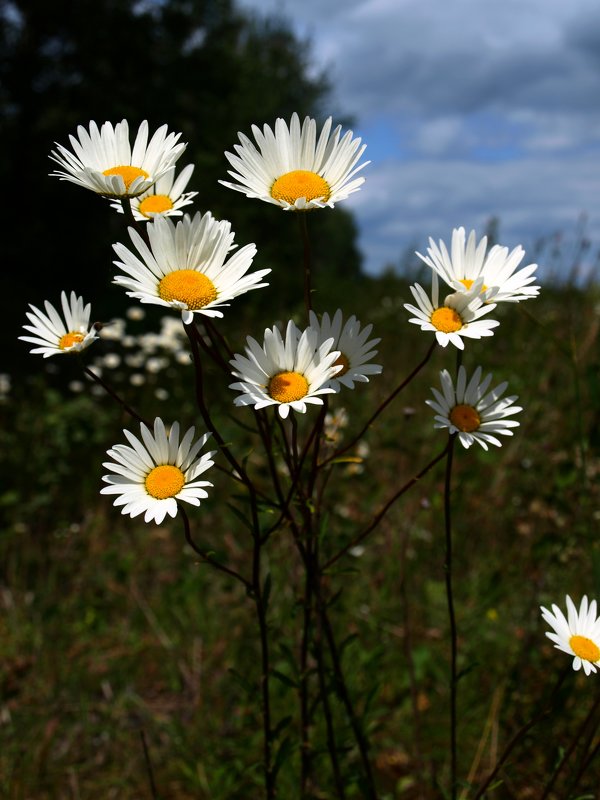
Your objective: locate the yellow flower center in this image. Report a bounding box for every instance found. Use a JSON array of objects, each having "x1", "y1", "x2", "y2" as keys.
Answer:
[
  {"x1": 449, "y1": 404, "x2": 481, "y2": 433},
  {"x1": 59, "y1": 331, "x2": 85, "y2": 350},
  {"x1": 102, "y1": 165, "x2": 149, "y2": 189},
  {"x1": 333, "y1": 353, "x2": 350, "y2": 377},
  {"x1": 158, "y1": 270, "x2": 218, "y2": 310},
  {"x1": 430, "y1": 306, "x2": 463, "y2": 333},
  {"x1": 570, "y1": 635, "x2": 600, "y2": 662},
  {"x1": 271, "y1": 170, "x2": 331, "y2": 204},
  {"x1": 139, "y1": 194, "x2": 174, "y2": 217},
  {"x1": 459, "y1": 278, "x2": 488, "y2": 292},
  {"x1": 145, "y1": 464, "x2": 185, "y2": 499},
  {"x1": 268, "y1": 371, "x2": 309, "y2": 403}
]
